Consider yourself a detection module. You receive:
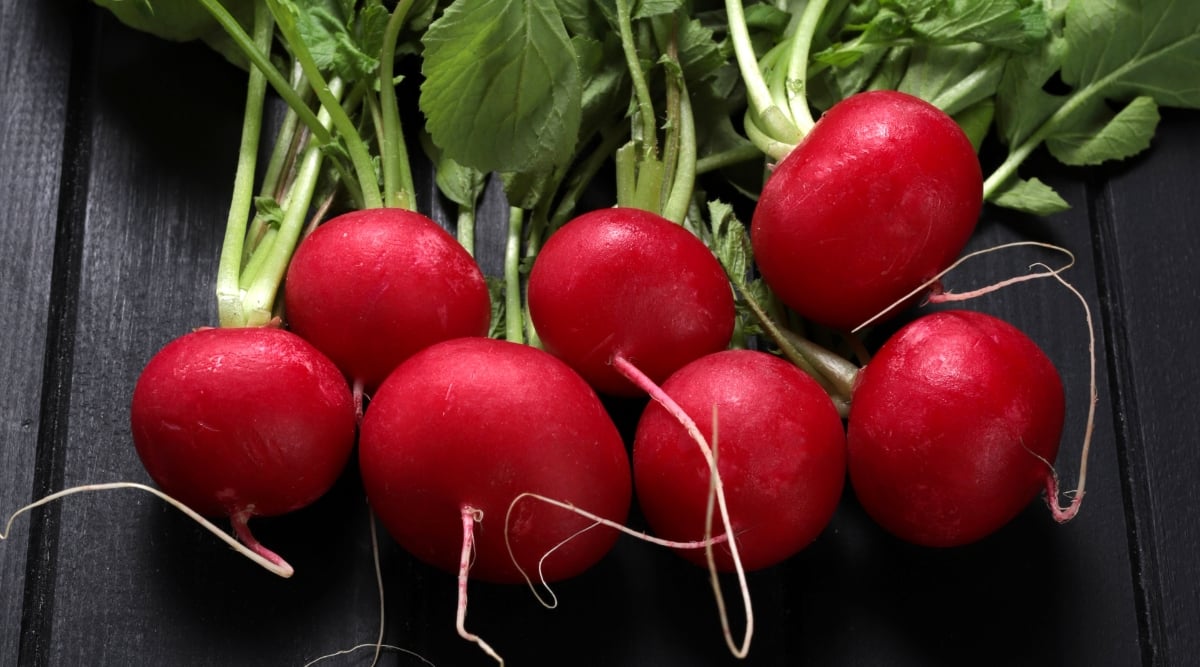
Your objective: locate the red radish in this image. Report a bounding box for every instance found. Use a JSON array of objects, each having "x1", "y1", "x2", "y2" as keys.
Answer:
[
  {"x1": 527, "y1": 207, "x2": 735, "y2": 396},
  {"x1": 846, "y1": 310, "x2": 1065, "y2": 547},
  {"x1": 358, "y1": 336, "x2": 632, "y2": 584},
  {"x1": 751, "y1": 90, "x2": 982, "y2": 331},
  {"x1": 130, "y1": 326, "x2": 357, "y2": 570},
  {"x1": 283, "y1": 208, "x2": 491, "y2": 398},
  {"x1": 633, "y1": 350, "x2": 846, "y2": 571}
]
